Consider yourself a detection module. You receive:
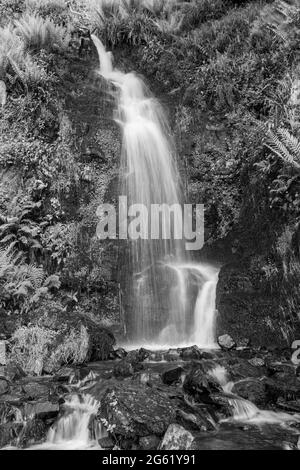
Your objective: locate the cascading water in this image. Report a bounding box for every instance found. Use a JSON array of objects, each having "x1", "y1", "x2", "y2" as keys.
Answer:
[
  {"x1": 28, "y1": 394, "x2": 104, "y2": 450},
  {"x1": 92, "y1": 35, "x2": 219, "y2": 348}
]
